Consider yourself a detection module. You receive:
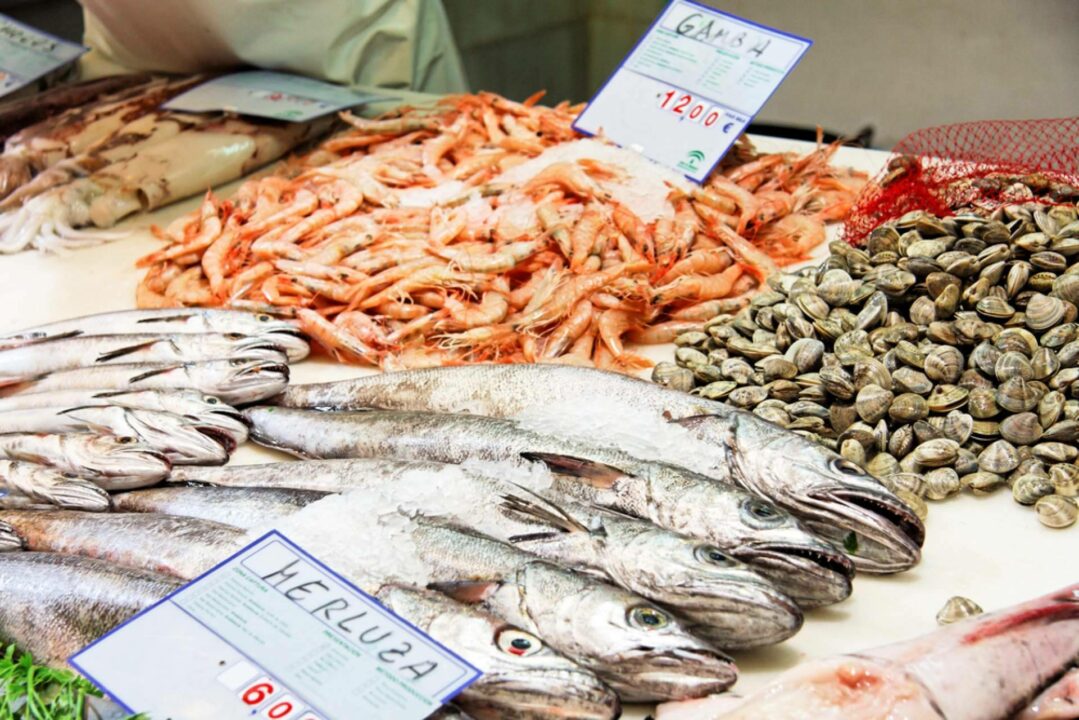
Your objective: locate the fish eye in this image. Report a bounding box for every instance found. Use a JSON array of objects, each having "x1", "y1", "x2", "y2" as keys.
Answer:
[
  {"x1": 229, "y1": 359, "x2": 245, "y2": 367},
  {"x1": 203, "y1": 396, "x2": 219, "y2": 404},
  {"x1": 628, "y1": 606, "x2": 670, "y2": 631},
  {"x1": 694, "y1": 545, "x2": 735, "y2": 567},
  {"x1": 225, "y1": 333, "x2": 244, "y2": 340},
  {"x1": 496, "y1": 628, "x2": 543, "y2": 657},
  {"x1": 258, "y1": 314, "x2": 271, "y2": 322},
  {"x1": 116, "y1": 436, "x2": 136, "y2": 444},
  {"x1": 830, "y1": 458, "x2": 865, "y2": 476},
  {"x1": 742, "y1": 498, "x2": 784, "y2": 526}
]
